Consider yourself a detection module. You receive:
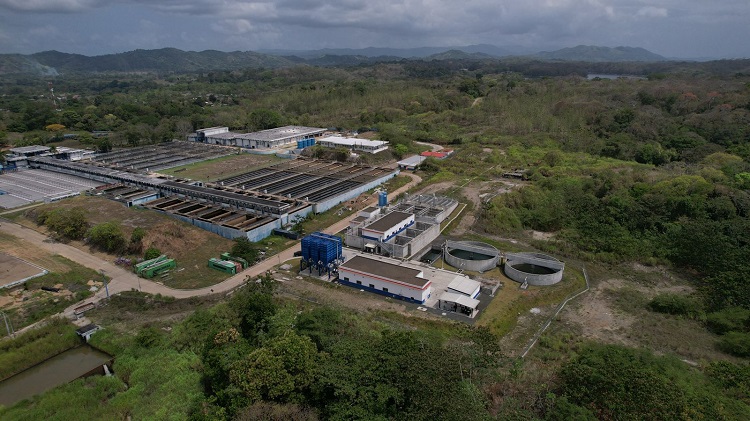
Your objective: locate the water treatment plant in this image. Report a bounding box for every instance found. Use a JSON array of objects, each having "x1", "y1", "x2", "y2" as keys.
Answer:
[{"x1": 1, "y1": 137, "x2": 399, "y2": 242}]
